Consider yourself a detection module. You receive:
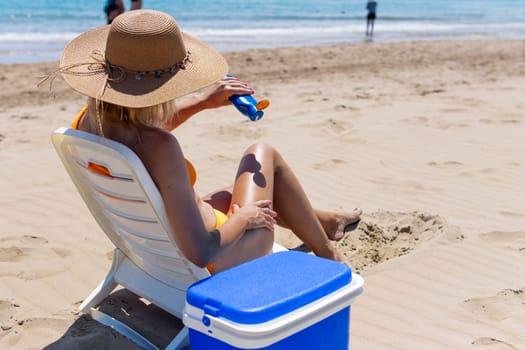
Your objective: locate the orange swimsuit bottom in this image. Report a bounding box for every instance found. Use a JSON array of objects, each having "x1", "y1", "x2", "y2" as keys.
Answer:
[{"x1": 72, "y1": 106, "x2": 227, "y2": 272}]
